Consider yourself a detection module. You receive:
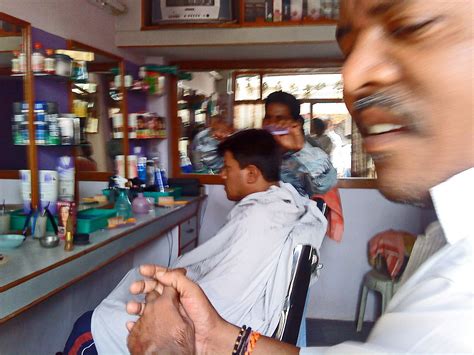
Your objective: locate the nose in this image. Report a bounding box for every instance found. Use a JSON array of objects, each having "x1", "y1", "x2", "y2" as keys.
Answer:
[
  {"x1": 219, "y1": 169, "x2": 226, "y2": 179},
  {"x1": 342, "y1": 28, "x2": 401, "y2": 105}
]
